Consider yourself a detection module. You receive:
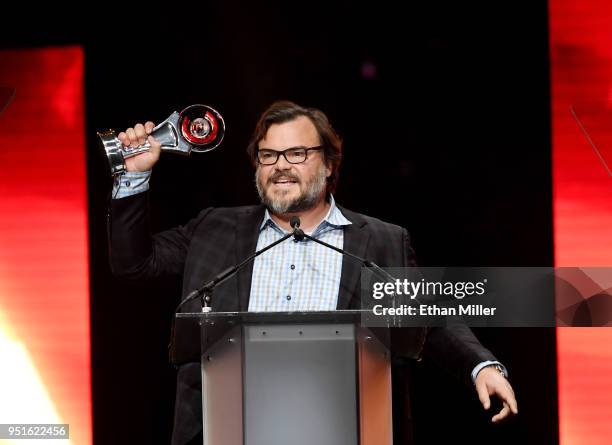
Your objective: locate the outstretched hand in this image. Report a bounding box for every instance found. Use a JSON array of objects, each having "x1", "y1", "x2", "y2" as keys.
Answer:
[{"x1": 475, "y1": 366, "x2": 518, "y2": 423}]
